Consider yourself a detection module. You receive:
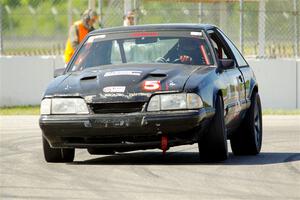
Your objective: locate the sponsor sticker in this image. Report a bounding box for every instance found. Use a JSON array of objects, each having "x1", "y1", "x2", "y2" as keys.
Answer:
[
  {"x1": 143, "y1": 80, "x2": 161, "y2": 91},
  {"x1": 190, "y1": 31, "x2": 203, "y2": 37},
  {"x1": 86, "y1": 35, "x2": 106, "y2": 43},
  {"x1": 168, "y1": 81, "x2": 176, "y2": 87},
  {"x1": 103, "y1": 86, "x2": 126, "y2": 93},
  {"x1": 104, "y1": 71, "x2": 142, "y2": 77},
  {"x1": 129, "y1": 32, "x2": 159, "y2": 37}
]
